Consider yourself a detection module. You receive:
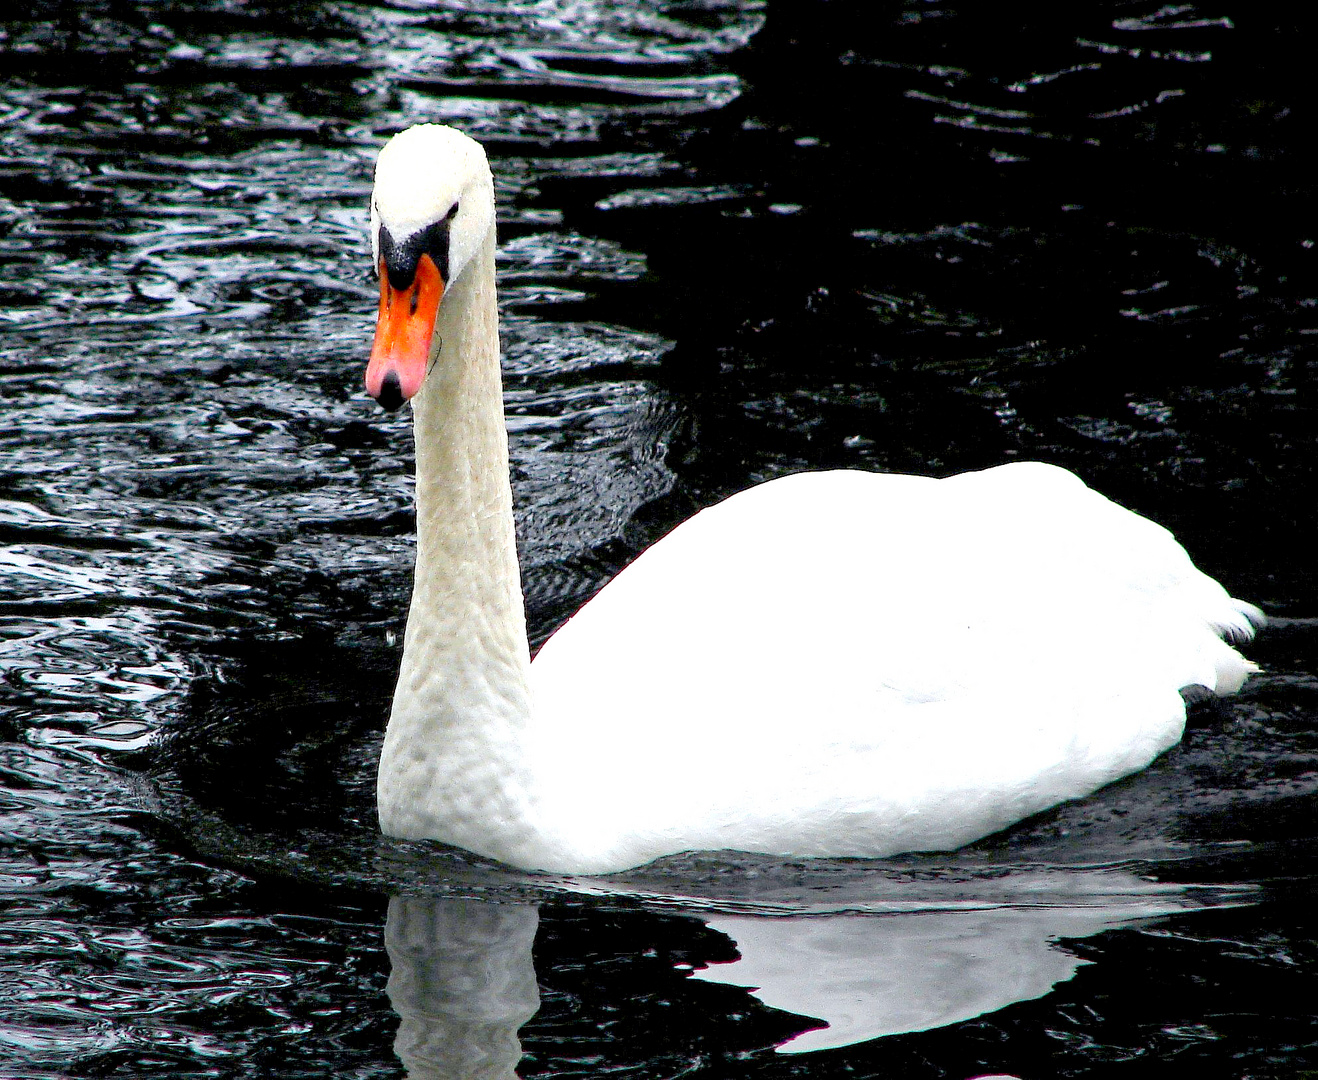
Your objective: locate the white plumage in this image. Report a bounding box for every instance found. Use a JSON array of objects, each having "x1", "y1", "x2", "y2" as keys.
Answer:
[{"x1": 367, "y1": 125, "x2": 1261, "y2": 874}]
